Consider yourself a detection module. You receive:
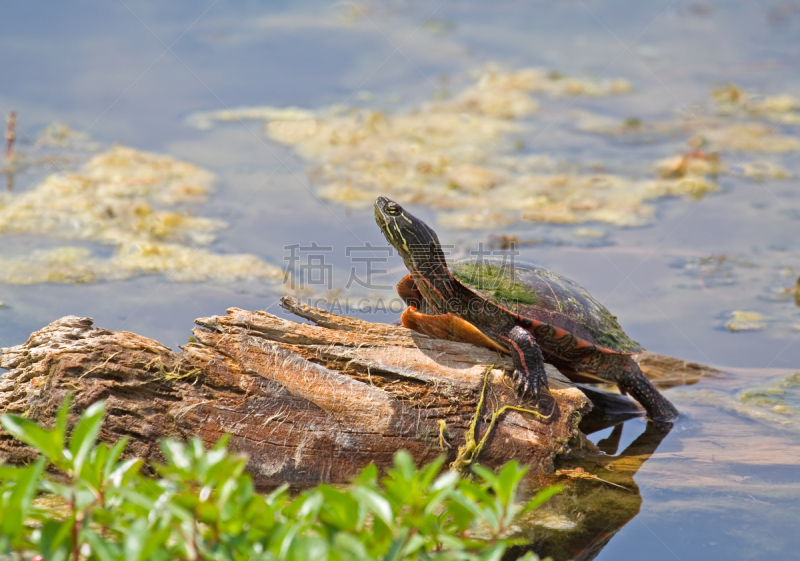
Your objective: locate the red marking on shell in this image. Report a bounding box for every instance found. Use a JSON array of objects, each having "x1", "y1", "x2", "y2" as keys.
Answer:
[{"x1": 524, "y1": 319, "x2": 625, "y2": 355}]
